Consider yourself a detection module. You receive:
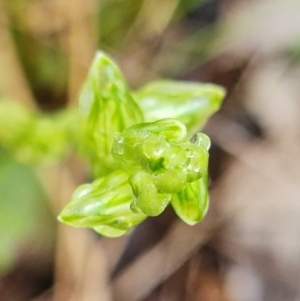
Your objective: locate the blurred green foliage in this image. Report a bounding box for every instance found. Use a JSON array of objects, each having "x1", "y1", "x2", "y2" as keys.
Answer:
[
  {"x1": 0, "y1": 101, "x2": 76, "y2": 164},
  {"x1": 3, "y1": 0, "x2": 217, "y2": 108},
  {"x1": 0, "y1": 151, "x2": 52, "y2": 274}
]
